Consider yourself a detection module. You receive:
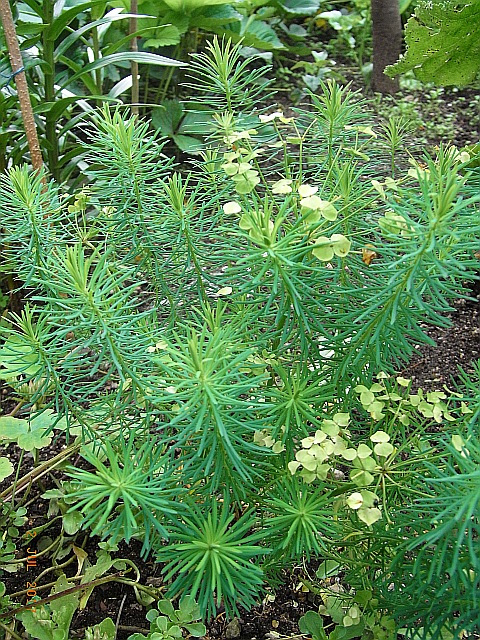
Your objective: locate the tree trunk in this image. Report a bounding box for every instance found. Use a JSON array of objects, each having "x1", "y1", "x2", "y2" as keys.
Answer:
[{"x1": 371, "y1": 0, "x2": 402, "y2": 94}]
